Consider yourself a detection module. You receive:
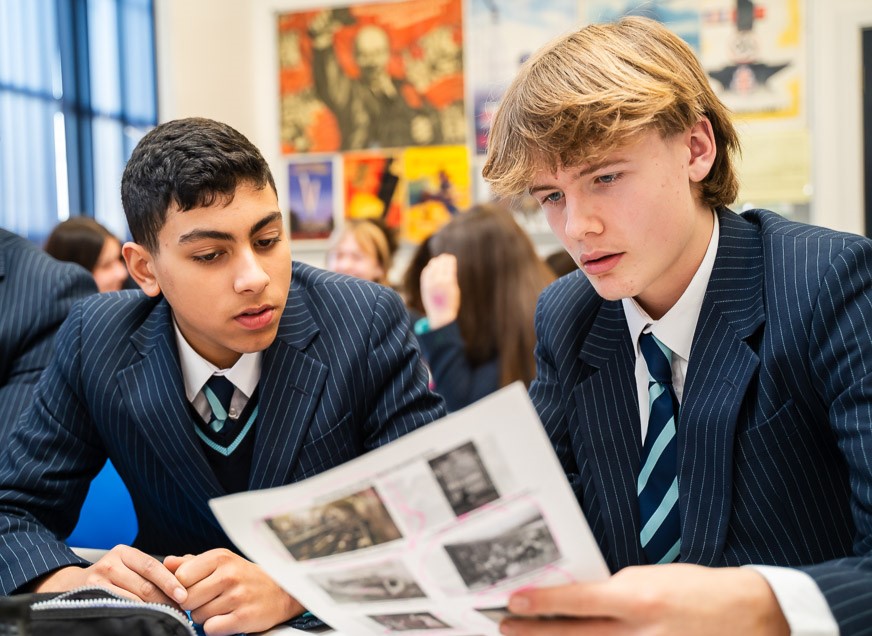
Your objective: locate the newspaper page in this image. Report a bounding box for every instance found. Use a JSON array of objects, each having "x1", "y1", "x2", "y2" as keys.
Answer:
[{"x1": 211, "y1": 383, "x2": 609, "y2": 635}]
